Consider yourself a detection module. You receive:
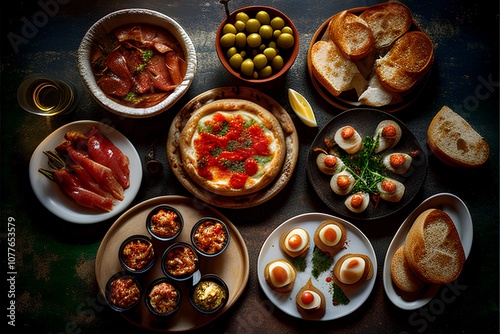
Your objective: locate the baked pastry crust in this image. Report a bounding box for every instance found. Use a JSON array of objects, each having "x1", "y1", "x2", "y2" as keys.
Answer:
[{"x1": 179, "y1": 98, "x2": 286, "y2": 196}]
